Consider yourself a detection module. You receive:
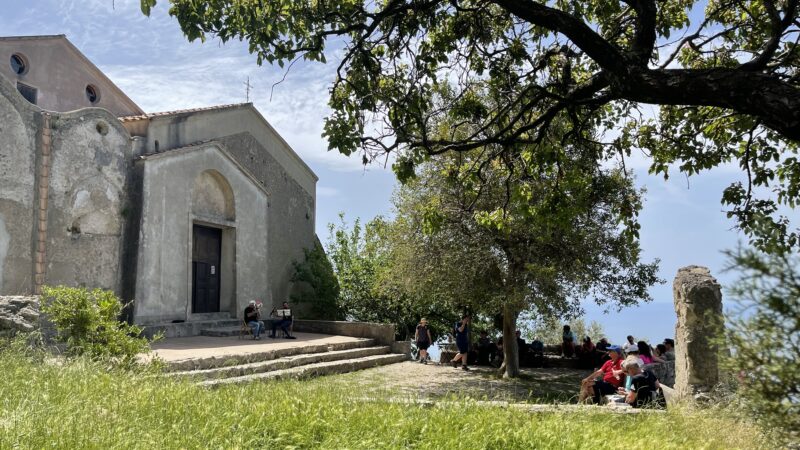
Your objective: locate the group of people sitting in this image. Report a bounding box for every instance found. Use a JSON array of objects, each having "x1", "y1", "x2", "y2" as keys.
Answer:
[
  {"x1": 243, "y1": 300, "x2": 297, "y2": 340},
  {"x1": 578, "y1": 336, "x2": 676, "y2": 408}
]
